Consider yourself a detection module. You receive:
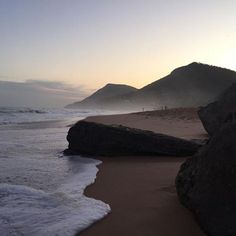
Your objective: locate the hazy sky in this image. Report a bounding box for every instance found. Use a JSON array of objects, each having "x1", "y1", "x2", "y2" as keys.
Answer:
[
  {"x1": 0, "y1": 80, "x2": 89, "y2": 107},
  {"x1": 0, "y1": 0, "x2": 236, "y2": 91}
]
